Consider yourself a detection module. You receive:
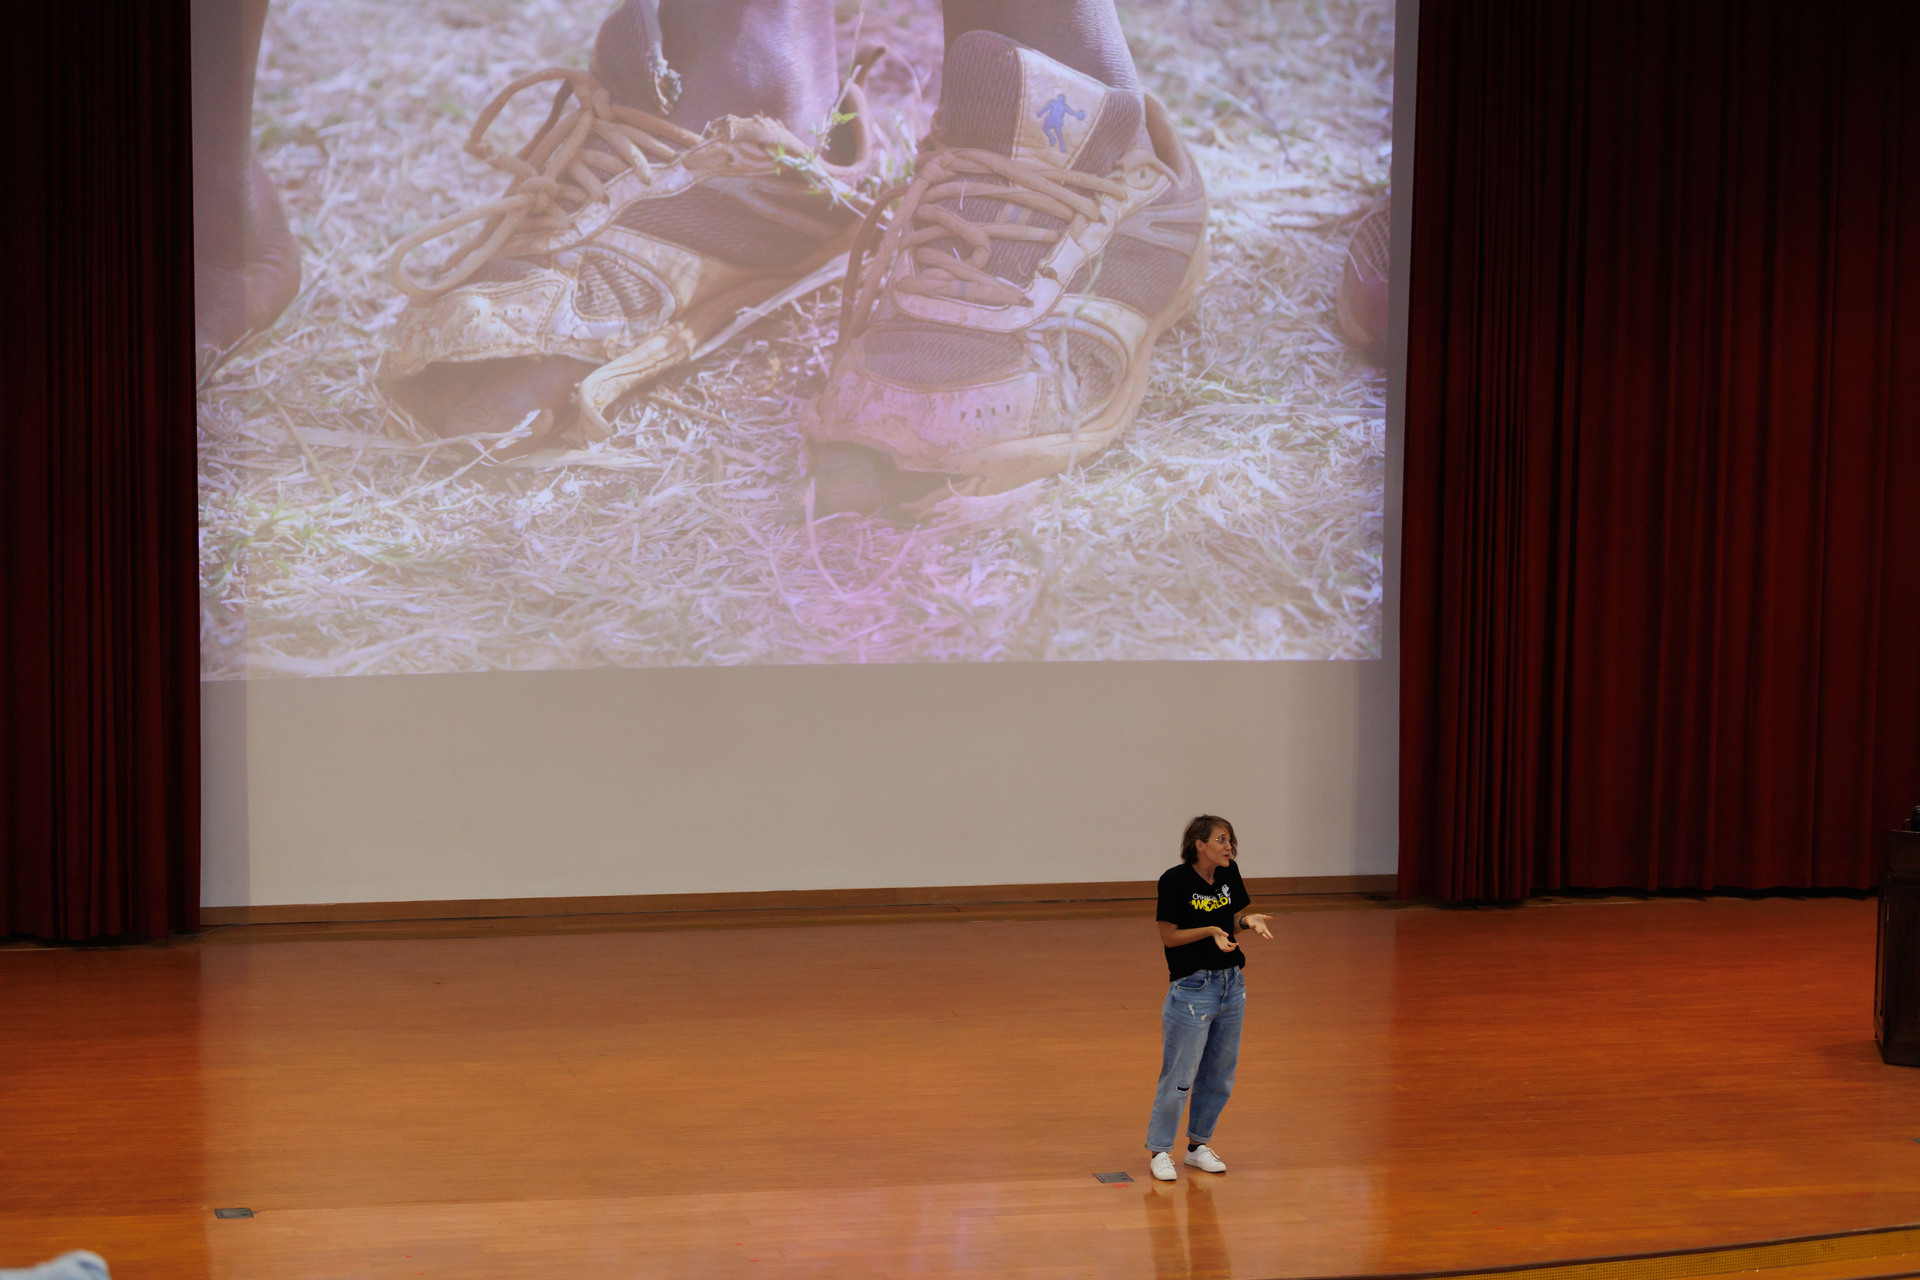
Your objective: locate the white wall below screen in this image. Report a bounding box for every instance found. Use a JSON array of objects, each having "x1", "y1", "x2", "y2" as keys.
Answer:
[{"x1": 200, "y1": 661, "x2": 1397, "y2": 908}]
